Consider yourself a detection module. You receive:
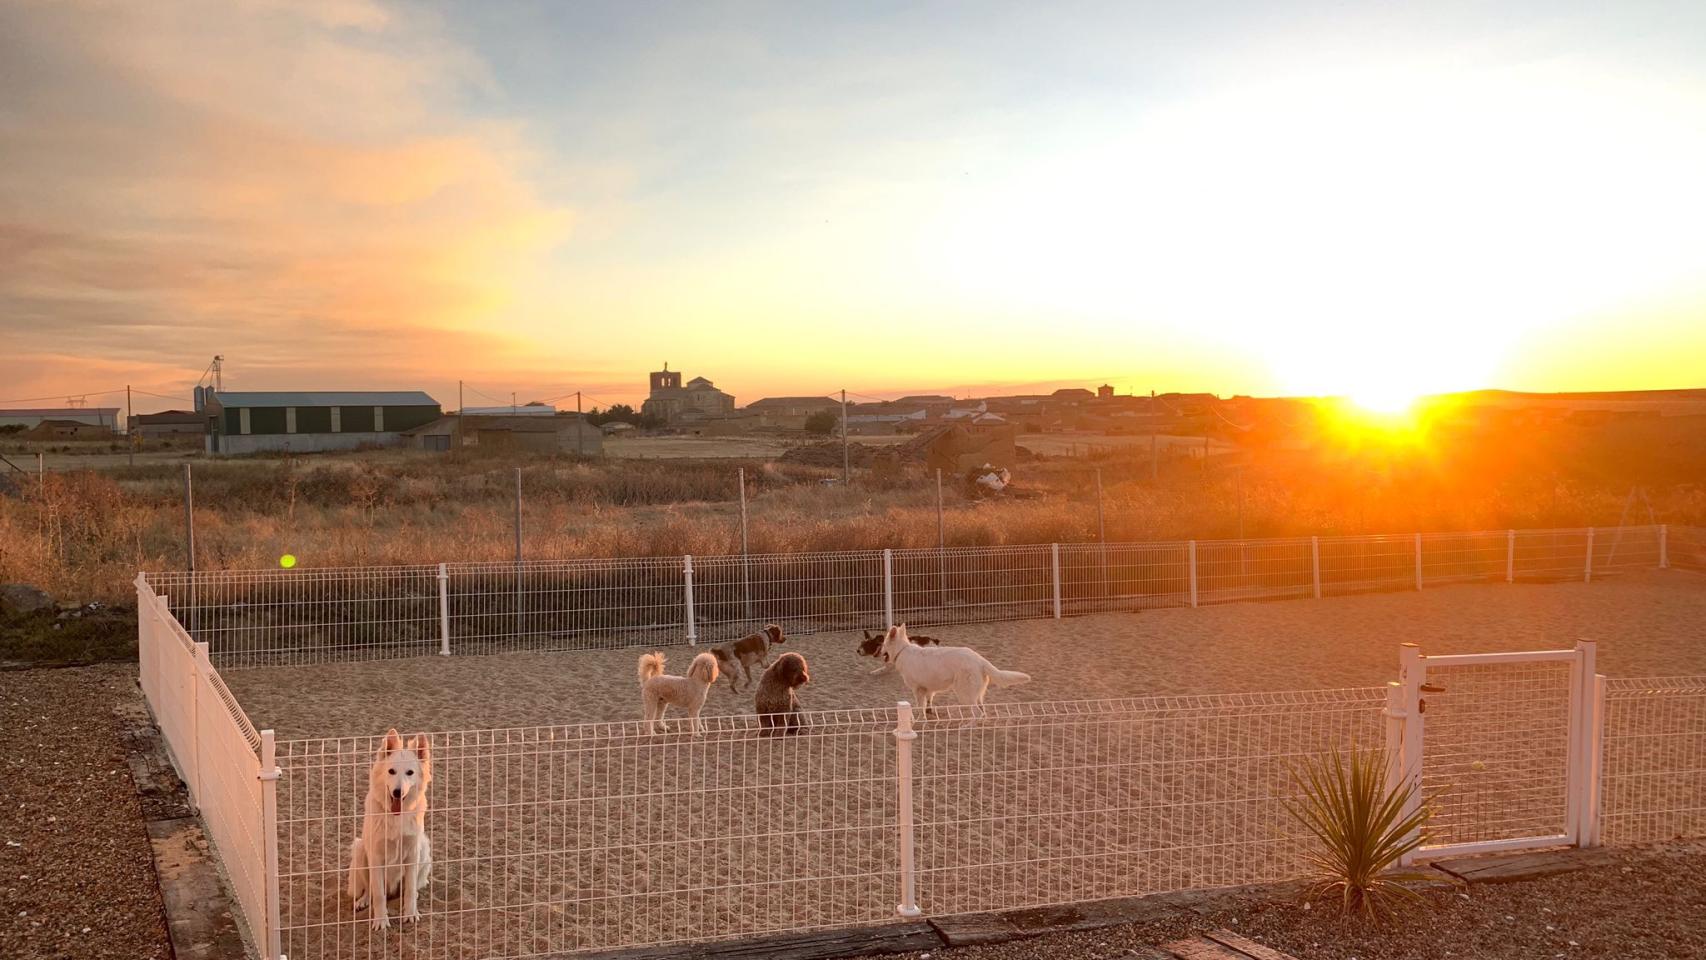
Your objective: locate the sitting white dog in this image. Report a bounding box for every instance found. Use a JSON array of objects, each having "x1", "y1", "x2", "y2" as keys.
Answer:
[{"x1": 879, "y1": 623, "x2": 1031, "y2": 718}]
